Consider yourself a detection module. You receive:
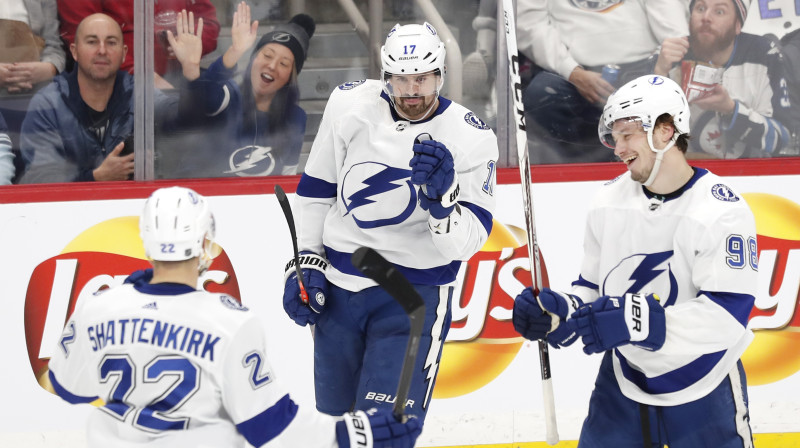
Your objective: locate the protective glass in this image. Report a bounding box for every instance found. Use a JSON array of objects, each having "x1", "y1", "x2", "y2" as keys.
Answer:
[
  {"x1": 598, "y1": 117, "x2": 646, "y2": 149},
  {"x1": 383, "y1": 71, "x2": 443, "y2": 98}
]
